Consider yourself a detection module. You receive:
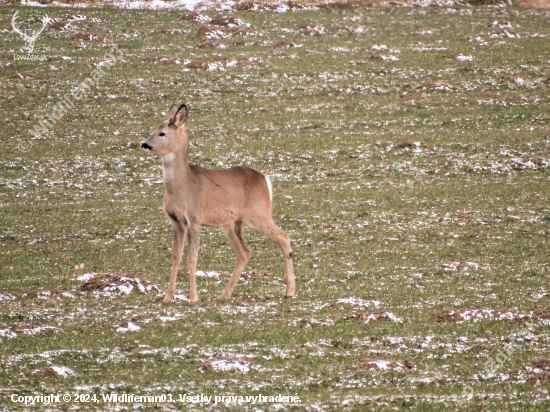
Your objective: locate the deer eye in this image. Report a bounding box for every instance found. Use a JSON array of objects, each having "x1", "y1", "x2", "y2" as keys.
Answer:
[{"x1": 159, "y1": 132, "x2": 165, "y2": 136}]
